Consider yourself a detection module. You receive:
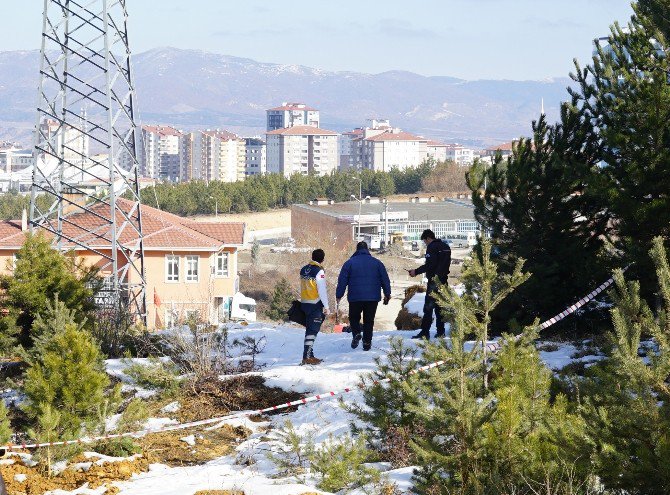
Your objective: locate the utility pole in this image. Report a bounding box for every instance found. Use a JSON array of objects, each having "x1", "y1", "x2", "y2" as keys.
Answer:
[
  {"x1": 30, "y1": 0, "x2": 146, "y2": 325},
  {"x1": 384, "y1": 199, "x2": 389, "y2": 248}
]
